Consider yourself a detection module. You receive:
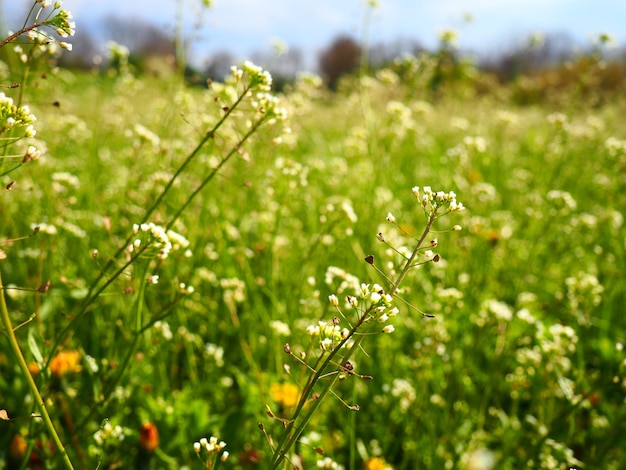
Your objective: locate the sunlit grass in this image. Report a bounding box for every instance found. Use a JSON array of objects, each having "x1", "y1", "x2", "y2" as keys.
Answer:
[{"x1": 2, "y1": 9, "x2": 626, "y2": 468}]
